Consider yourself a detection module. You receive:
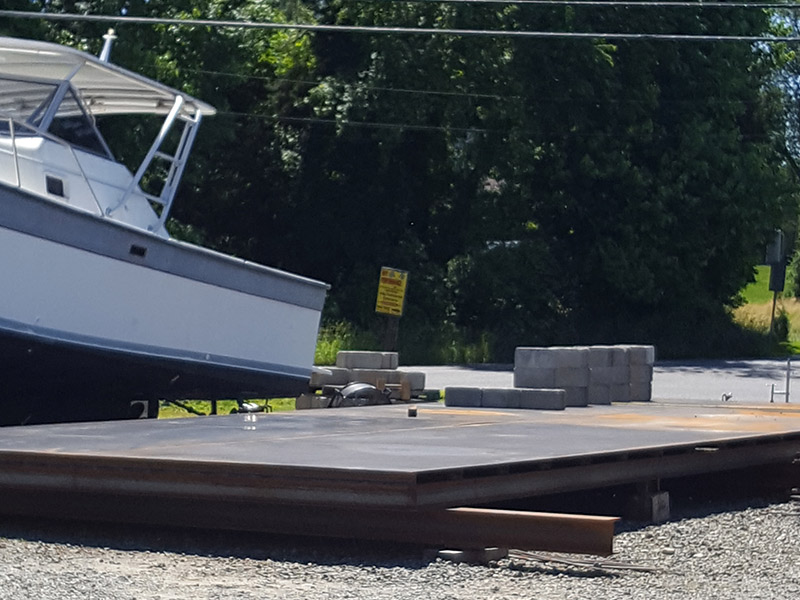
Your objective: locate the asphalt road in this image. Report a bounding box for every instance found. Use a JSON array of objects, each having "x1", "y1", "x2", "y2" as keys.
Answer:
[{"x1": 410, "y1": 358, "x2": 799, "y2": 405}]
